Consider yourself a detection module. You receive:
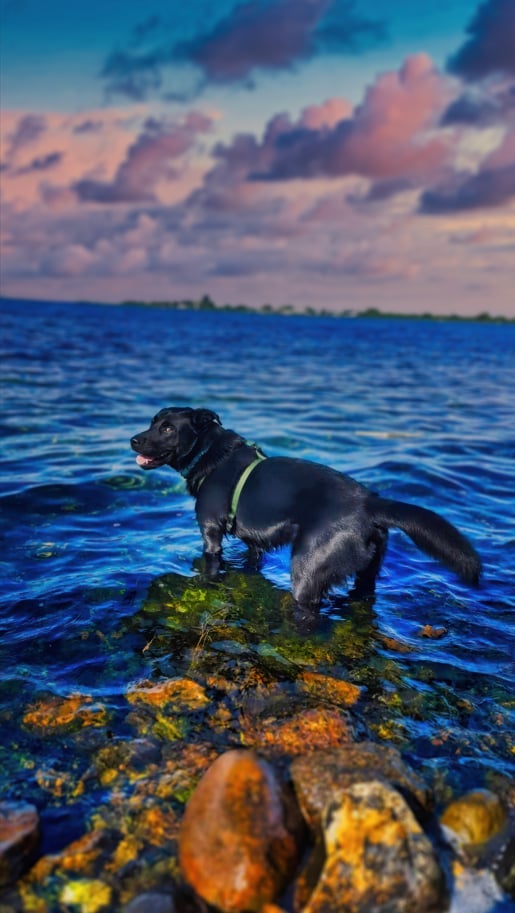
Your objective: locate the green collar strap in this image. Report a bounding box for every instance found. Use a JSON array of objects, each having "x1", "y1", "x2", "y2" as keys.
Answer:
[{"x1": 227, "y1": 449, "x2": 266, "y2": 532}]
